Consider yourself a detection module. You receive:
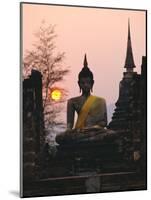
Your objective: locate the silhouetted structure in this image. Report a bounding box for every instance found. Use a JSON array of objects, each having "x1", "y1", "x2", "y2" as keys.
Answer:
[
  {"x1": 108, "y1": 23, "x2": 147, "y2": 168},
  {"x1": 23, "y1": 70, "x2": 44, "y2": 182}
]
